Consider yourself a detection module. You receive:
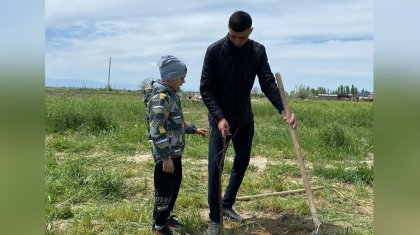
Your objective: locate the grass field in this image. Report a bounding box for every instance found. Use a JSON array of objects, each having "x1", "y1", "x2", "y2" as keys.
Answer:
[{"x1": 45, "y1": 88, "x2": 373, "y2": 234}]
